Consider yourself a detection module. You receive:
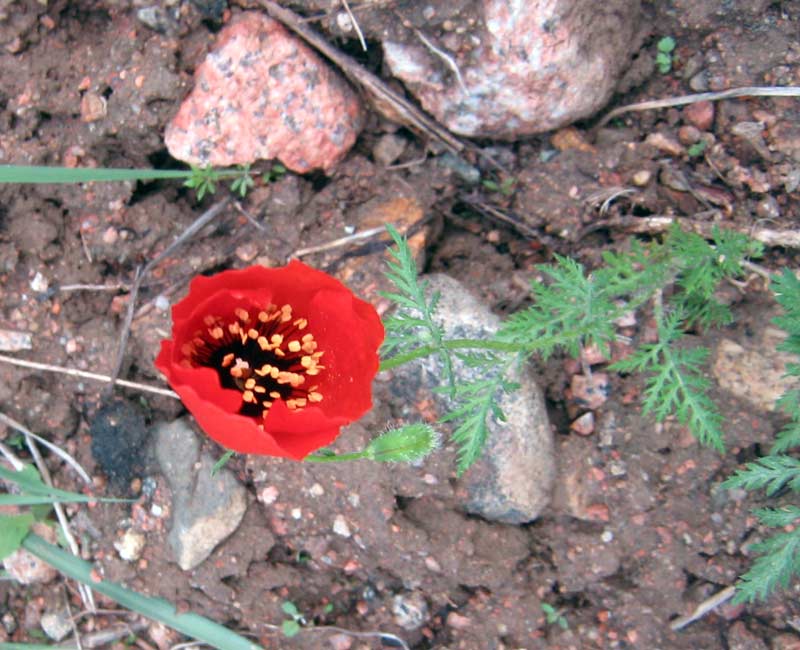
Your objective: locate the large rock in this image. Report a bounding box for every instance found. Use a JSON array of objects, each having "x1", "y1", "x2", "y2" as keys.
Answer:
[
  {"x1": 383, "y1": 0, "x2": 641, "y2": 139},
  {"x1": 154, "y1": 419, "x2": 248, "y2": 570},
  {"x1": 165, "y1": 12, "x2": 364, "y2": 173},
  {"x1": 392, "y1": 274, "x2": 555, "y2": 523}
]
